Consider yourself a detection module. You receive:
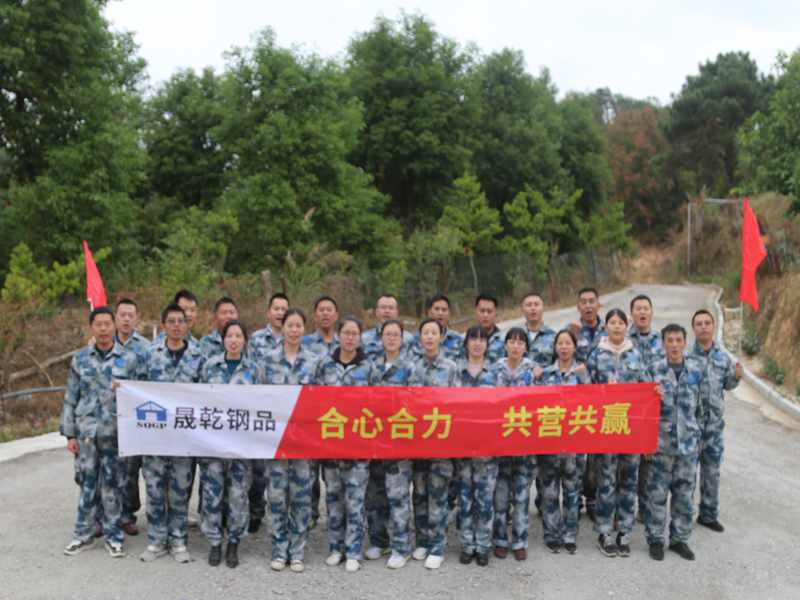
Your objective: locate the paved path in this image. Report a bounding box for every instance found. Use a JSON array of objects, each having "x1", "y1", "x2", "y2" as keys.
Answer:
[{"x1": 1, "y1": 284, "x2": 798, "y2": 599}]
